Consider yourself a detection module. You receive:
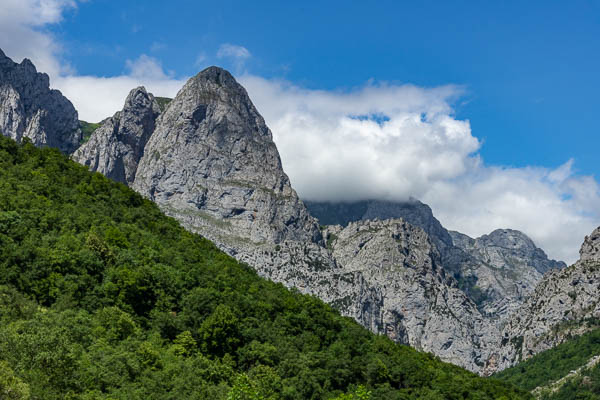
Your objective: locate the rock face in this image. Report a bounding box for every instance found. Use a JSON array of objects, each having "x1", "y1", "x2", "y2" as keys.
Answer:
[
  {"x1": 306, "y1": 200, "x2": 565, "y2": 320},
  {"x1": 134, "y1": 67, "x2": 320, "y2": 247},
  {"x1": 0, "y1": 49, "x2": 80, "y2": 153},
  {"x1": 325, "y1": 219, "x2": 499, "y2": 372},
  {"x1": 306, "y1": 199, "x2": 454, "y2": 252},
  {"x1": 450, "y1": 229, "x2": 565, "y2": 319},
  {"x1": 498, "y1": 226, "x2": 600, "y2": 370},
  {"x1": 73, "y1": 87, "x2": 160, "y2": 185},
  {"x1": 580, "y1": 227, "x2": 600, "y2": 263}
]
